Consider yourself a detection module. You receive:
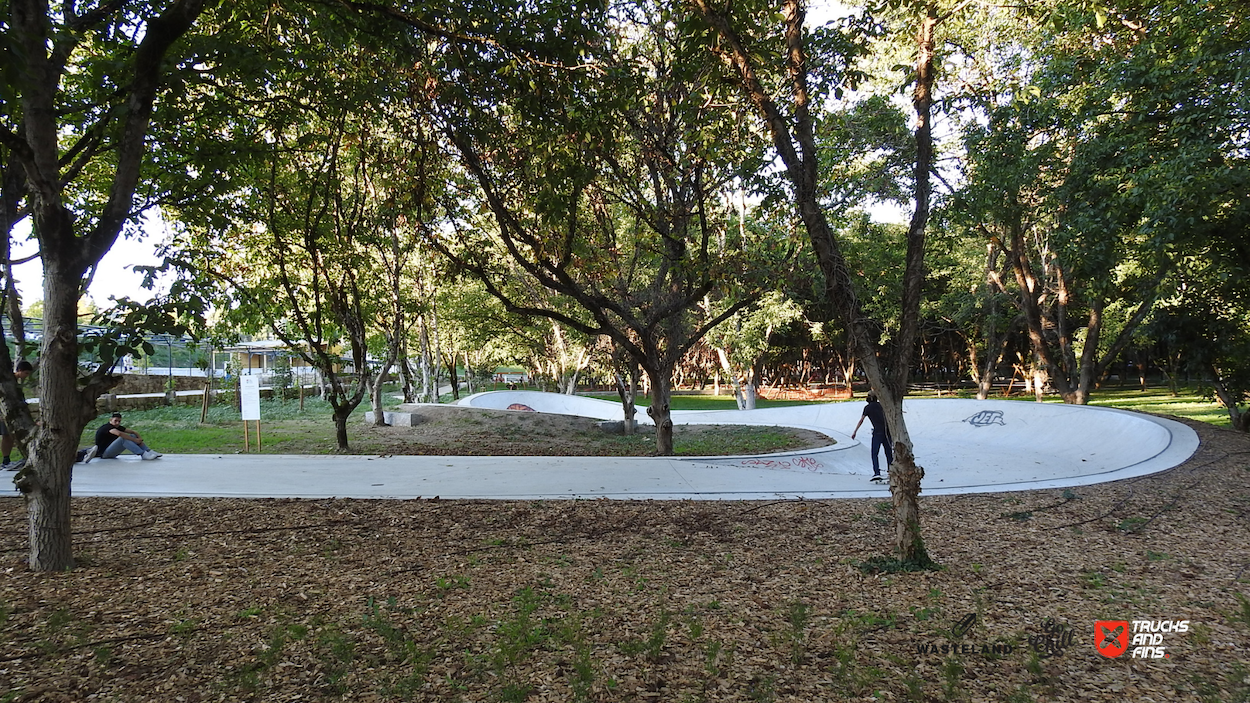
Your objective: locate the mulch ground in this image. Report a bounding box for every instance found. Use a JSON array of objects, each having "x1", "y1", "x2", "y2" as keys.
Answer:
[{"x1": 1, "y1": 417, "x2": 1247, "y2": 702}]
